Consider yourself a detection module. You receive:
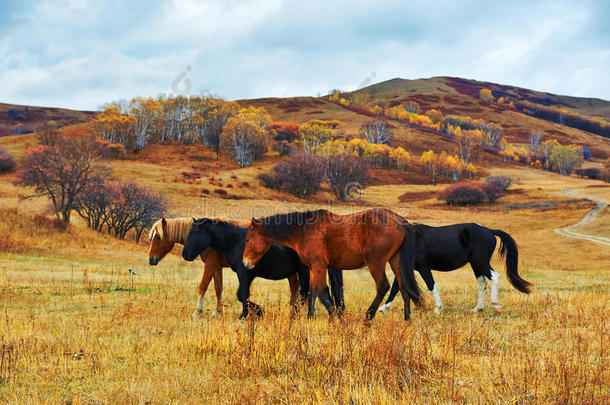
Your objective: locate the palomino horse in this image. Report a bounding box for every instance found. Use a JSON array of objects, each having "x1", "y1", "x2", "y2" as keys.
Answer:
[
  {"x1": 378, "y1": 223, "x2": 532, "y2": 314},
  {"x1": 242, "y1": 208, "x2": 421, "y2": 321},
  {"x1": 182, "y1": 218, "x2": 344, "y2": 318},
  {"x1": 148, "y1": 217, "x2": 226, "y2": 317}
]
